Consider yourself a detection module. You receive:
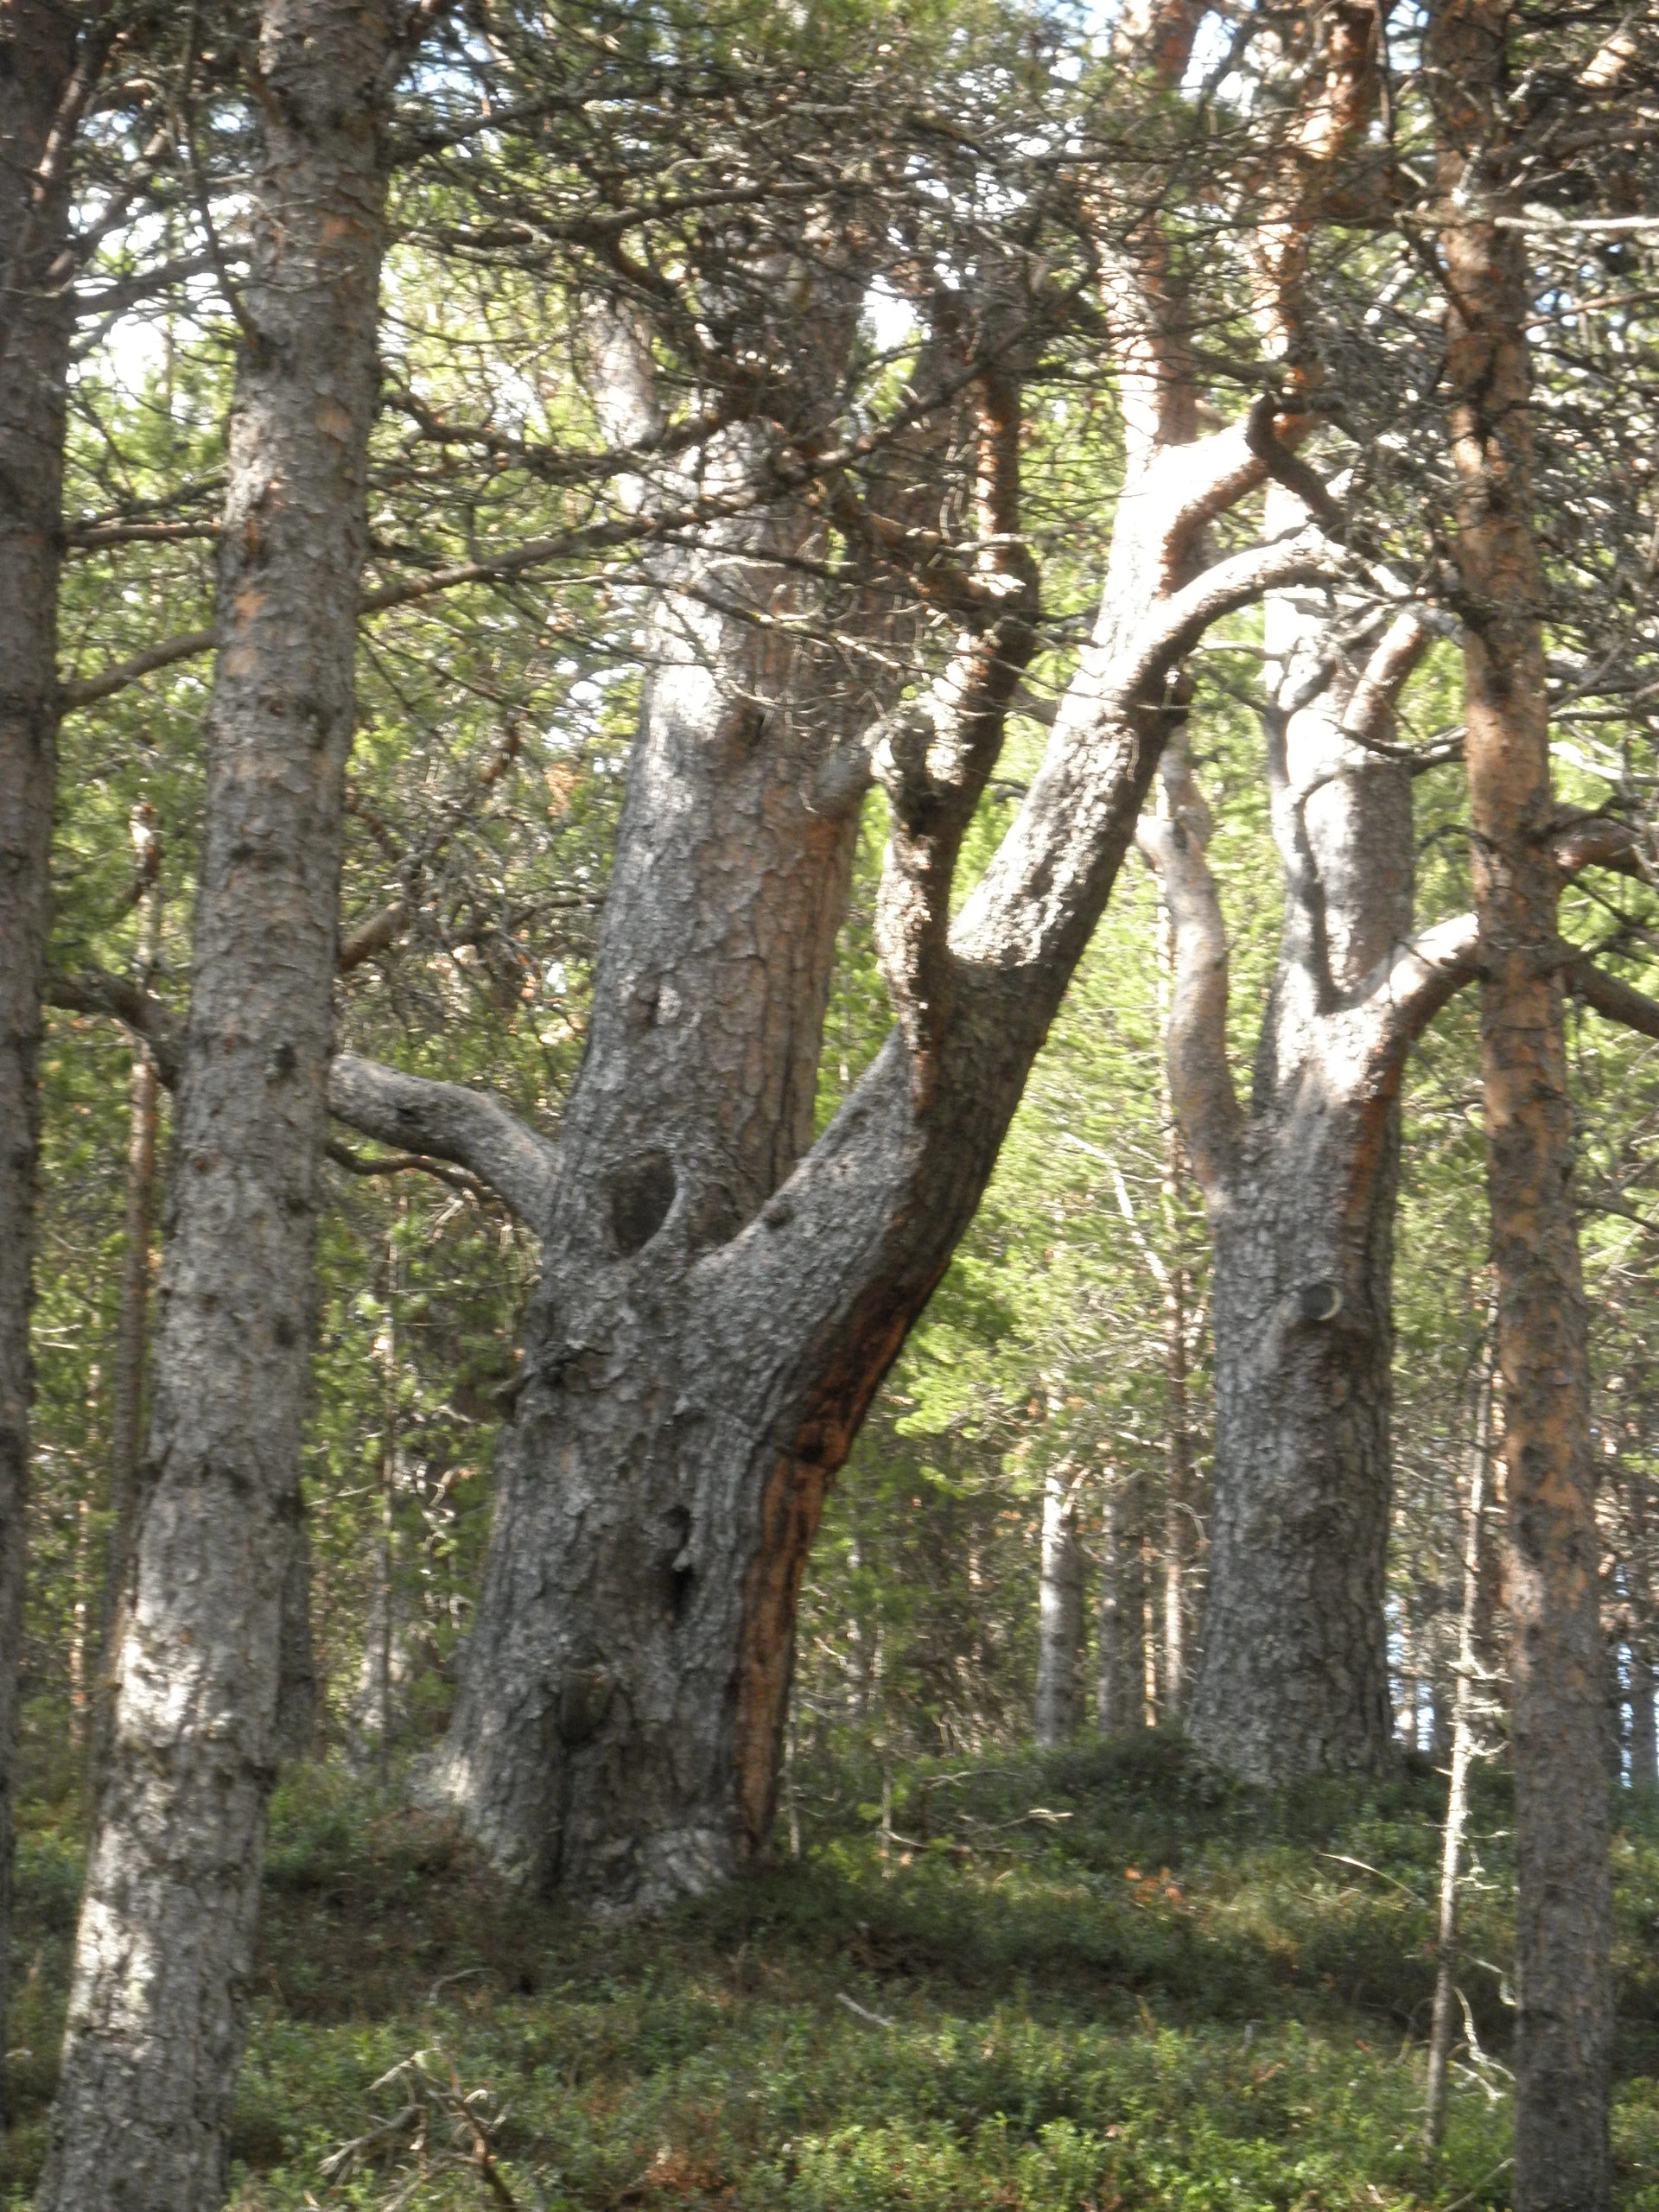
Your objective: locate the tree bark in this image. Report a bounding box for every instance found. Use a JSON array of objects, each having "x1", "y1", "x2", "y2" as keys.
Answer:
[
  {"x1": 41, "y1": 6, "x2": 393, "y2": 2204},
  {"x1": 1425, "y1": 1328, "x2": 1496, "y2": 2149},
  {"x1": 1427, "y1": 4, "x2": 1612, "y2": 2201},
  {"x1": 1157, "y1": 893, "x2": 1193, "y2": 1718},
  {"x1": 91, "y1": 812, "x2": 164, "y2": 1786},
  {"x1": 416, "y1": 326, "x2": 1332, "y2": 1903},
  {"x1": 1034, "y1": 1468, "x2": 1084, "y2": 1746},
  {"x1": 1135, "y1": 4, "x2": 1426, "y2": 1783},
  {"x1": 0, "y1": 0, "x2": 86, "y2": 2134},
  {"x1": 1096, "y1": 1477, "x2": 1145, "y2": 1735},
  {"x1": 1630, "y1": 1650, "x2": 1657, "y2": 1796},
  {"x1": 1148, "y1": 602, "x2": 1421, "y2": 1780}
]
